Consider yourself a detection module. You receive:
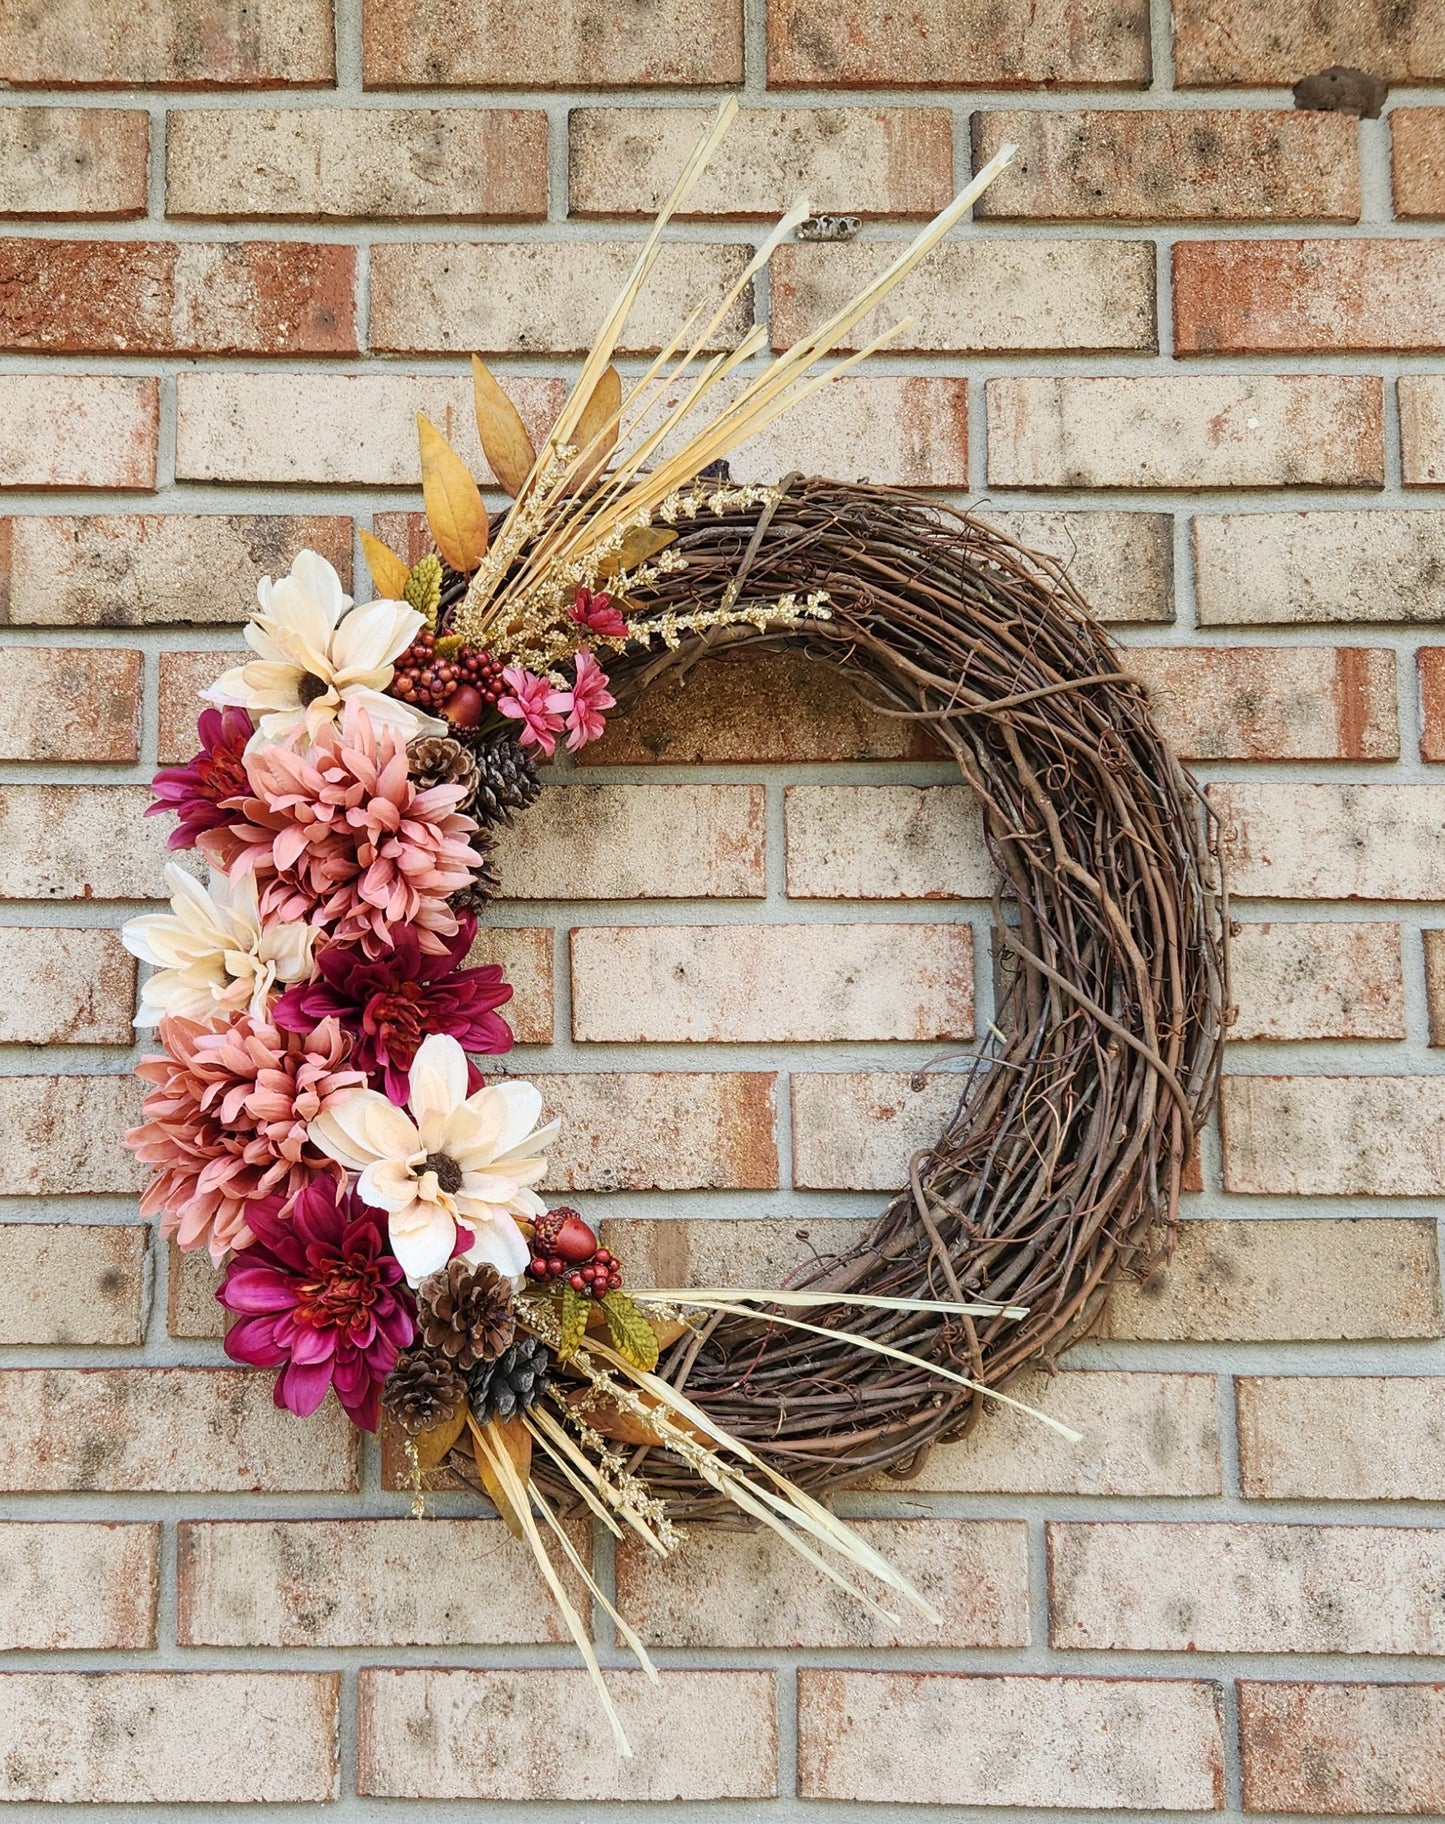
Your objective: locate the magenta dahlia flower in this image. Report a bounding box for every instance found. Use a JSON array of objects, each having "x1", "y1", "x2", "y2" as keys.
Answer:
[
  {"x1": 272, "y1": 912, "x2": 513, "y2": 1105},
  {"x1": 218, "y1": 1179, "x2": 415, "y2": 1430},
  {"x1": 146, "y1": 706, "x2": 253, "y2": 851}
]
